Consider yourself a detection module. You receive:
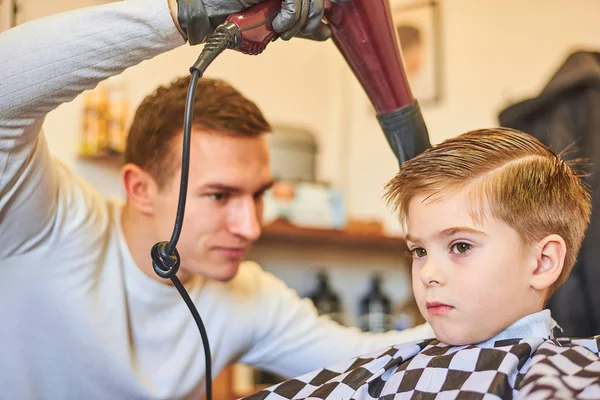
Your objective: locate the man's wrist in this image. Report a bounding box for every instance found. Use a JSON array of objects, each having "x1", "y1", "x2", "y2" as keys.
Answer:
[{"x1": 167, "y1": 0, "x2": 187, "y2": 40}]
